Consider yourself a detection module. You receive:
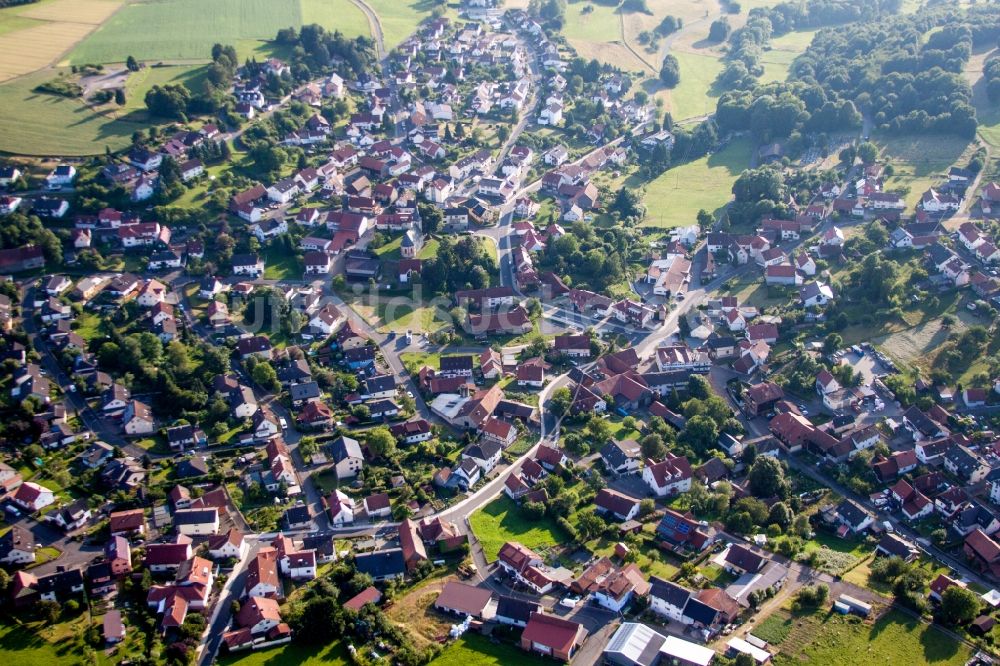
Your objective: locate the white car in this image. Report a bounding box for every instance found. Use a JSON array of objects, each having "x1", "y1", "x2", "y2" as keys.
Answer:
[
  {"x1": 559, "y1": 596, "x2": 581, "y2": 609},
  {"x1": 279, "y1": 417, "x2": 288, "y2": 429}
]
